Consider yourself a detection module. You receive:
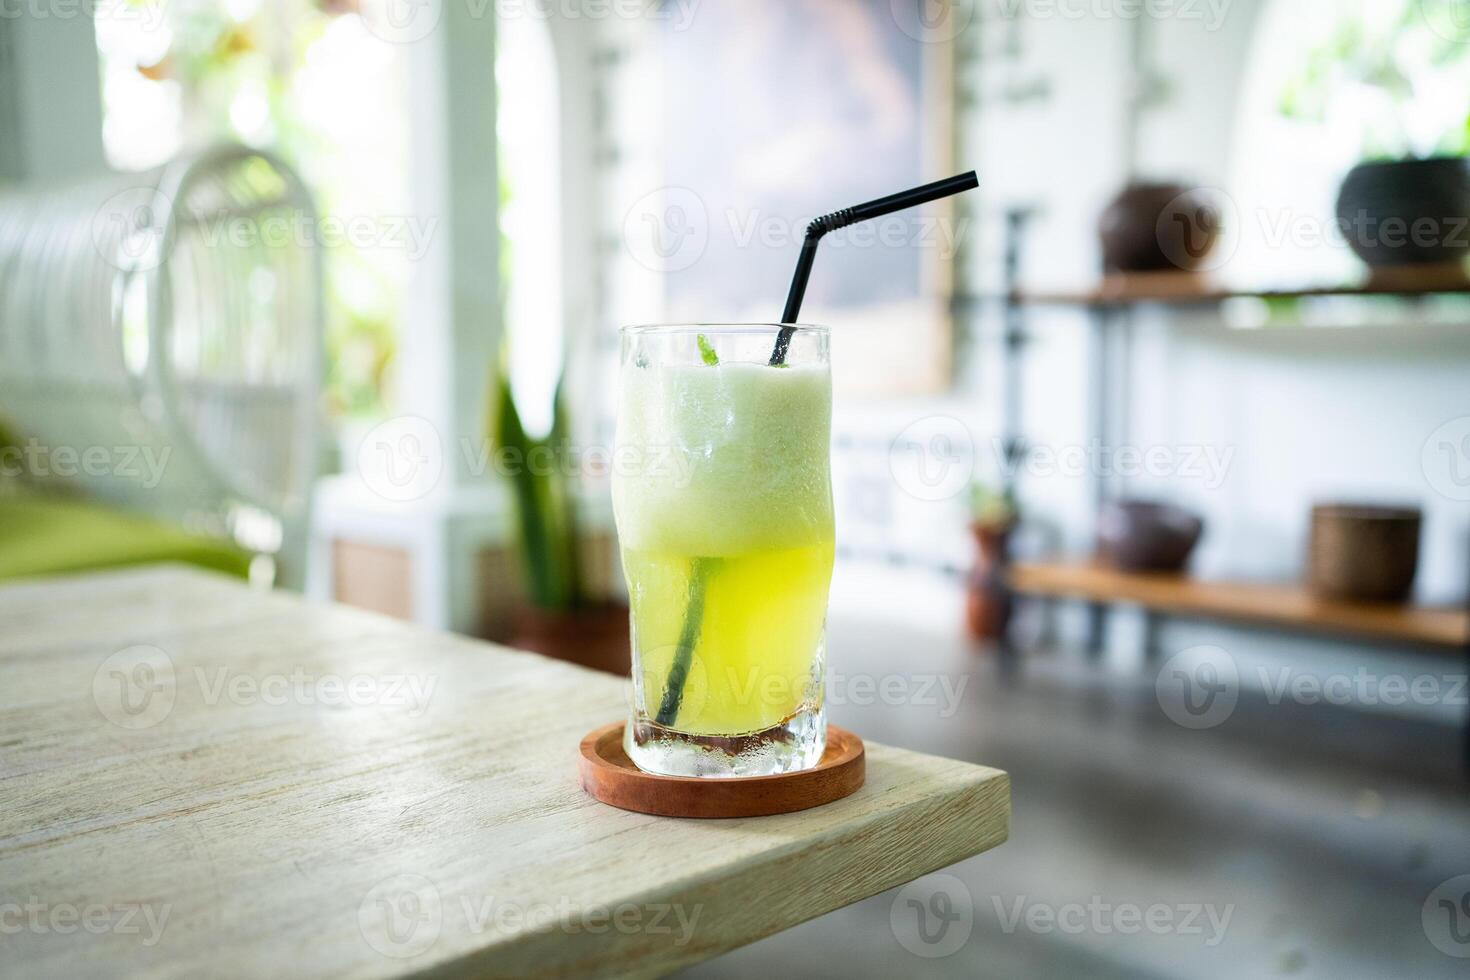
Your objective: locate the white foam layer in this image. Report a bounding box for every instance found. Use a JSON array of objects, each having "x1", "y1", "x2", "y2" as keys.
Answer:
[{"x1": 612, "y1": 361, "x2": 833, "y2": 556}]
